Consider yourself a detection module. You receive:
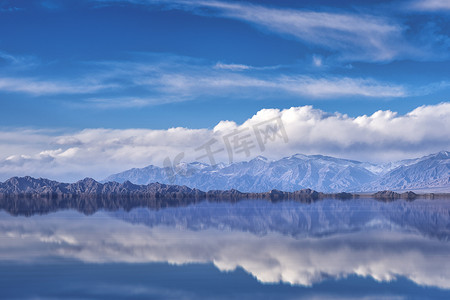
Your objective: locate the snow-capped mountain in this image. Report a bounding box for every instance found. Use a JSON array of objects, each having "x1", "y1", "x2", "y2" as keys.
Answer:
[
  {"x1": 360, "y1": 151, "x2": 450, "y2": 192},
  {"x1": 104, "y1": 152, "x2": 450, "y2": 193},
  {"x1": 104, "y1": 154, "x2": 380, "y2": 193}
]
